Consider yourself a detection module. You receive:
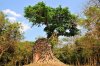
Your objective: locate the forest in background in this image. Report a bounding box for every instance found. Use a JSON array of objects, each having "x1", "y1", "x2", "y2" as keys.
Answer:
[{"x1": 0, "y1": 0, "x2": 100, "y2": 66}]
